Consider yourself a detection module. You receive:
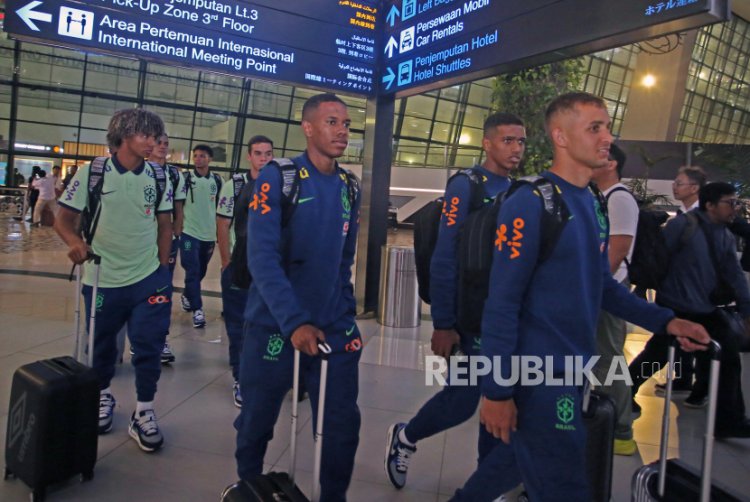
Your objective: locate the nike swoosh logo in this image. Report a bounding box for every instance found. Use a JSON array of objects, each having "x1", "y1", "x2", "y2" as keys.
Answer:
[
  {"x1": 346, "y1": 325, "x2": 355, "y2": 336},
  {"x1": 156, "y1": 285, "x2": 169, "y2": 292},
  {"x1": 102, "y1": 190, "x2": 116, "y2": 195},
  {"x1": 298, "y1": 197, "x2": 315, "y2": 204}
]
